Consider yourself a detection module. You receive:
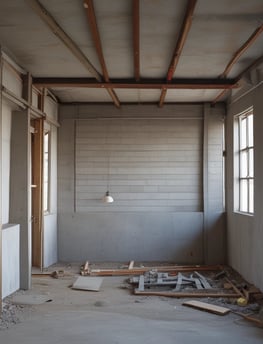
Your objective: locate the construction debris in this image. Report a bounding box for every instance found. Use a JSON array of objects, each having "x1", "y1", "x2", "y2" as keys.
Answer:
[
  {"x1": 87, "y1": 262, "x2": 222, "y2": 276},
  {"x1": 131, "y1": 270, "x2": 244, "y2": 298},
  {"x1": 182, "y1": 300, "x2": 231, "y2": 315},
  {"x1": 131, "y1": 271, "x2": 213, "y2": 291},
  {"x1": 80, "y1": 261, "x2": 89, "y2": 276},
  {"x1": 51, "y1": 270, "x2": 65, "y2": 279},
  {"x1": 232, "y1": 311, "x2": 263, "y2": 327},
  {"x1": 72, "y1": 276, "x2": 104, "y2": 292}
]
